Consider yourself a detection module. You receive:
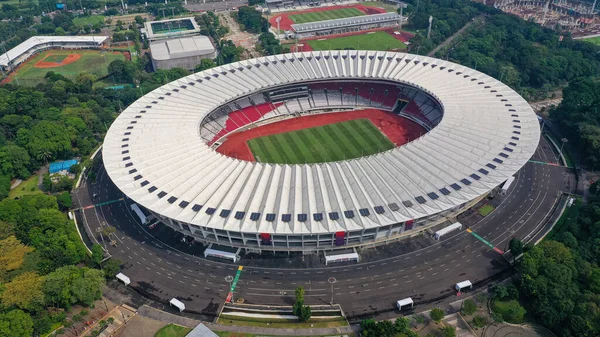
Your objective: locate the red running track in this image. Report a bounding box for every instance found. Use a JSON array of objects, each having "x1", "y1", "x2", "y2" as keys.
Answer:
[
  {"x1": 270, "y1": 4, "x2": 387, "y2": 31},
  {"x1": 215, "y1": 109, "x2": 426, "y2": 162}
]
